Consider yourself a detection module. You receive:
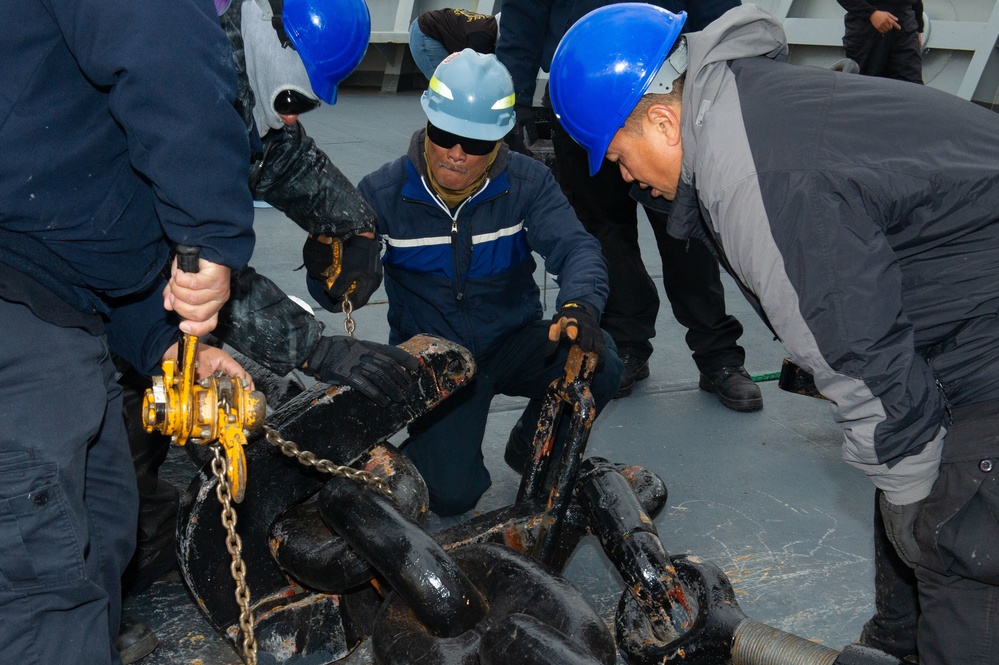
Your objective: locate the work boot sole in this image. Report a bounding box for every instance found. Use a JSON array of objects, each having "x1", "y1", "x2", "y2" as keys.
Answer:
[
  {"x1": 698, "y1": 376, "x2": 764, "y2": 412},
  {"x1": 116, "y1": 621, "x2": 159, "y2": 664}
]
